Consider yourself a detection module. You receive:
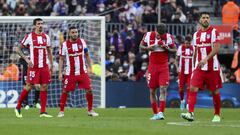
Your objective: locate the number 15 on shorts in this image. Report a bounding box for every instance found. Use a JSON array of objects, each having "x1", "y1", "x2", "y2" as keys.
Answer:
[{"x1": 30, "y1": 71, "x2": 35, "y2": 80}]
